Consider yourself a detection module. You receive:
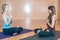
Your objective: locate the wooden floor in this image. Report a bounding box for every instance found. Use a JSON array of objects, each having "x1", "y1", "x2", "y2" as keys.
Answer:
[{"x1": 0, "y1": 19, "x2": 60, "y2": 40}]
